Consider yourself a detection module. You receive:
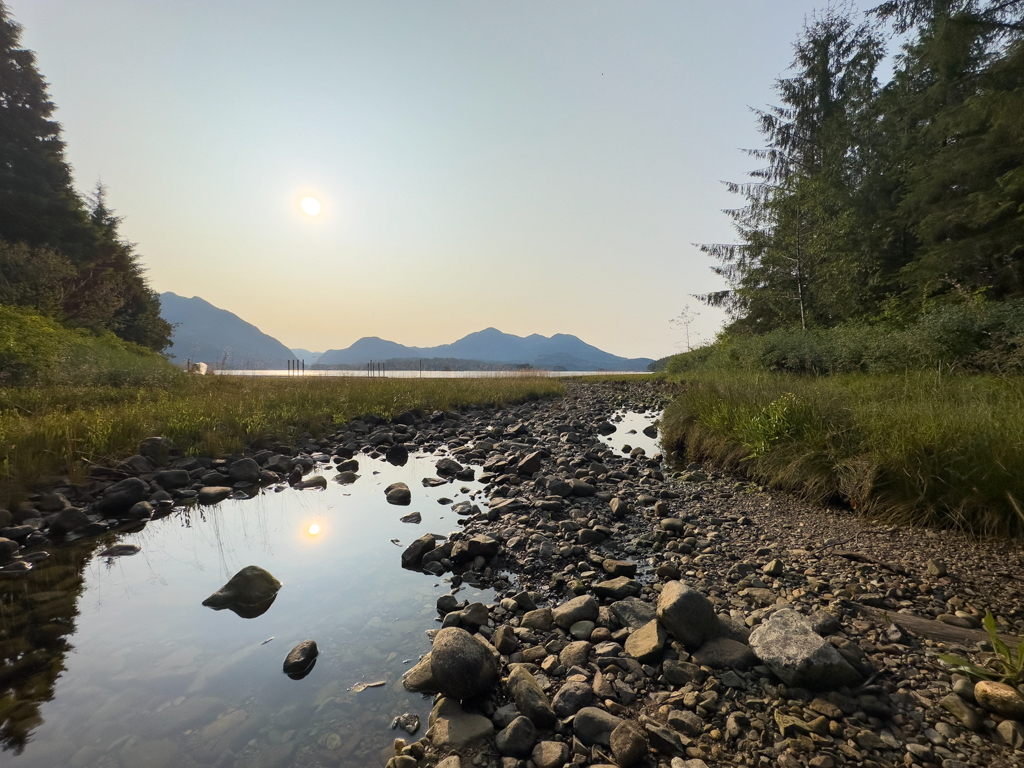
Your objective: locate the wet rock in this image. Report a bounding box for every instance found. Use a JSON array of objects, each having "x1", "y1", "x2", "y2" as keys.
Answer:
[
  {"x1": 430, "y1": 627, "x2": 499, "y2": 701},
  {"x1": 611, "y1": 721, "x2": 648, "y2": 768},
  {"x1": 531, "y1": 741, "x2": 569, "y2": 768},
  {"x1": 748, "y1": 609, "x2": 862, "y2": 690},
  {"x1": 507, "y1": 665, "x2": 556, "y2": 726},
  {"x1": 974, "y1": 680, "x2": 1024, "y2": 720},
  {"x1": 552, "y1": 680, "x2": 592, "y2": 717},
  {"x1": 282, "y1": 640, "x2": 318, "y2": 679},
  {"x1": 228, "y1": 458, "x2": 260, "y2": 484},
  {"x1": 467, "y1": 534, "x2": 500, "y2": 557},
  {"x1": 399, "y1": 511, "x2": 421, "y2": 524},
  {"x1": 386, "y1": 444, "x2": 409, "y2": 466},
  {"x1": 496, "y1": 715, "x2": 537, "y2": 758},
  {"x1": 97, "y1": 477, "x2": 149, "y2": 515},
  {"x1": 573, "y1": 706, "x2": 623, "y2": 746},
  {"x1": 47, "y1": 507, "x2": 90, "y2": 537},
  {"x1": 624, "y1": 619, "x2": 666, "y2": 663},
  {"x1": 403, "y1": 654, "x2": 438, "y2": 692},
  {"x1": 656, "y1": 581, "x2": 720, "y2": 649},
  {"x1": 334, "y1": 471, "x2": 359, "y2": 485},
  {"x1": 202, "y1": 565, "x2": 282, "y2": 618},
  {"x1": 401, "y1": 534, "x2": 436, "y2": 568},
  {"x1": 436, "y1": 458, "x2": 464, "y2": 476},
  {"x1": 386, "y1": 482, "x2": 412, "y2": 505},
  {"x1": 293, "y1": 475, "x2": 327, "y2": 490},
  {"x1": 553, "y1": 595, "x2": 599, "y2": 629},
  {"x1": 99, "y1": 544, "x2": 141, "y2": 557},
  {"x1": 429, "y1": 696, "x2": 494, "y2": 748}
]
